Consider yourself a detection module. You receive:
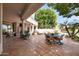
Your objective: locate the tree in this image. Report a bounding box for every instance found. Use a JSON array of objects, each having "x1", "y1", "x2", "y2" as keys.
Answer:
[
  {"x1": 48, "y1": 3, "x2": 79, "y2": 39},
  {"x1": 60, "y1": 20, "x2": 79, "y2": 39},
  {"x1": 48, "y1": 3, "x2": 79, "y2": 17},
  {"x1": 35, "y1": 9, "x2": 57, "y2": 28}
]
